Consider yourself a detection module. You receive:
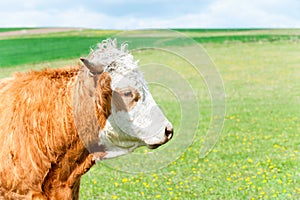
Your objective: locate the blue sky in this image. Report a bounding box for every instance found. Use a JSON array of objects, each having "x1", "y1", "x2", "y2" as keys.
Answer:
[{"x1": 0, "y1": 0, "x2": 300, "y2": 29}]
